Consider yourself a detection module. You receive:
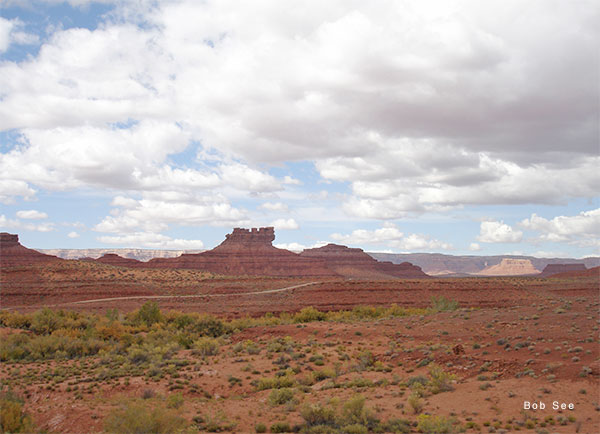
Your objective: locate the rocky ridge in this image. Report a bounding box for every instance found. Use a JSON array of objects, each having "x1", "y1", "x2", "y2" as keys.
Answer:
[
  {"x1": 300, "y1": 243, "x2": 428, "y2": 279},
  {"x1": 0, "y1": 233, "x2": 62, "y2": 268}
]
